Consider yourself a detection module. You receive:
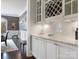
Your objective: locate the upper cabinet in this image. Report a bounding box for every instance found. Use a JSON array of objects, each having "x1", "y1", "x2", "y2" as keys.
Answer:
[
  {"x1": 64, "y1": 0, "x2": 71, "y2": 16},
  {"x1": 35, "y1": 0, "x2": 78, "y2": 23},
  {"x1": 44, "y1": 0, "x2": 78, "y2": 21},
  {"x1": 36, "y1": 0, "x2": 42, "y2": 23},
  {"x1": 45, "y1": 0, "x2": 62, "y2": 18},
  {"x1": 64, "y1": 0, "x2": 78, "y2": 16},
  {"x1": 44, "y1": 0, "x2": 63, "y2": 21}
]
